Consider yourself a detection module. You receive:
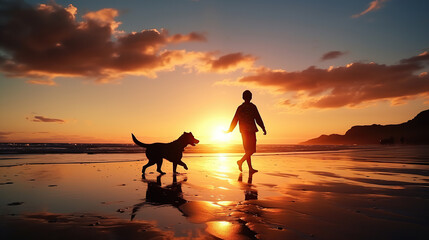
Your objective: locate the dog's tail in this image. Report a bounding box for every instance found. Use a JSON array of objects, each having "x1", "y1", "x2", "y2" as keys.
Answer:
[{"x1": 131, "y1": 133, "x2": 149, "y2": 148}]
